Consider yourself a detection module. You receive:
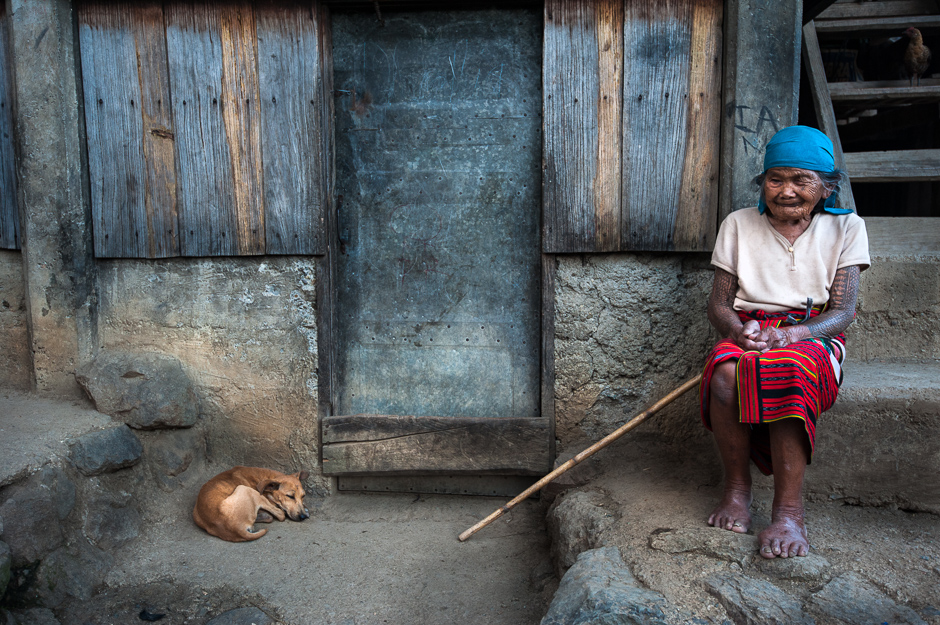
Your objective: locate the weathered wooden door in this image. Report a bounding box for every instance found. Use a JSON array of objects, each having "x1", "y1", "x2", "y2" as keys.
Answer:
[{"x1": 321, "y1": 8, "x2": 549, "y2": 486}]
